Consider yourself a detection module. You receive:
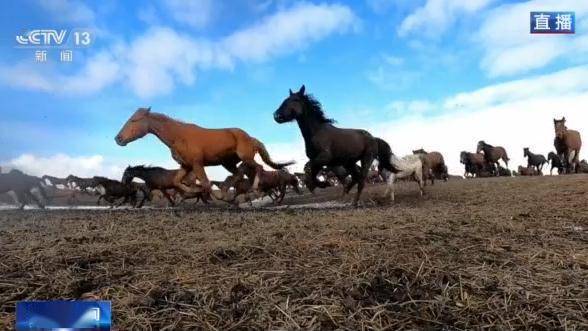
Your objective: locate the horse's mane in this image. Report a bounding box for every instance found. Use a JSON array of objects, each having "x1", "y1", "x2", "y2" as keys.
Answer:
[
  {"x1": 148, "y1": 112, "x2": 191, "y2": 126},
  {"x1": 128, "y1": 164, "x2": 164, "y2": 171},
  {"x1": 480, "y1": 141, "x2": 494, "y2": 148},
  {"x1": 301, "y1": 94, "x2": 335, "y2": 124}
]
